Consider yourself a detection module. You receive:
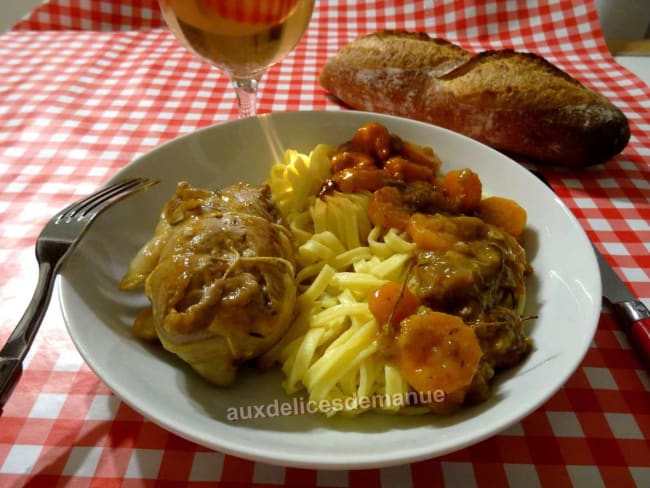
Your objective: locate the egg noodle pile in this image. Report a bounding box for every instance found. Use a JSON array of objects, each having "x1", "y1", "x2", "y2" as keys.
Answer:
[{"x1": 261, "y1": 144, "x2": 431, "y2": 416}]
